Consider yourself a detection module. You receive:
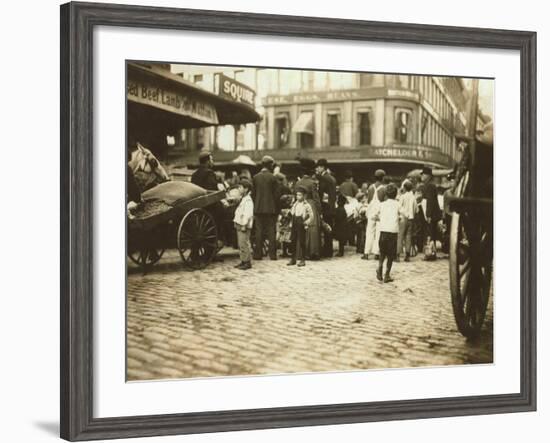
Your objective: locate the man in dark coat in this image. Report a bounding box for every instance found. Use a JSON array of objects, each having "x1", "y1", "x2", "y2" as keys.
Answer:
[
  {"x1": 191, "y1": 151, "x2": 225, "y2": 250},
  {"x1": 296, "y1": 158, "x2": 321, "y2": 207},
  {"x1": 339, "y1": 170, "x2": 359, "y2": 198},
  {"x1": 421, "y1": 166, "x2": 442, "y2": 260},
  {"x1": 316, "y1": 158, "x2": 337, "y2": 258},
  {"x1": 191, "y1": 151, "x2": 218, "y2": 191},
  {"x1": 252, "y1": 155, "x2": 280, "y2": 260}
]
